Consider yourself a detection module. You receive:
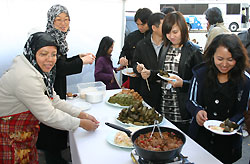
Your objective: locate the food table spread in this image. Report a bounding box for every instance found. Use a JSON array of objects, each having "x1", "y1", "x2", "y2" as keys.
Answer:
[{"x1": 68, "y1": 89, "x2": 222, "y2": 164}]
